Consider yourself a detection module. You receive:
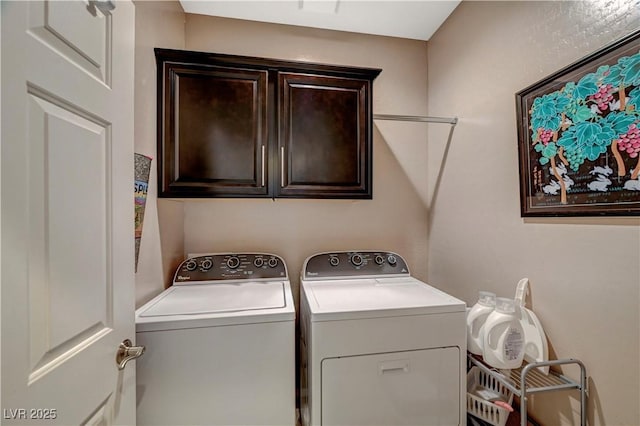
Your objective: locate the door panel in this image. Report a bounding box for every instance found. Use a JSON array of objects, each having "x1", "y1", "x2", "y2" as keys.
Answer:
[
  {"x1": 27, "y1": 90, "x2": 112, "y2": 380},
  {"x1": 278, "y1": 72, "x2": 373, "y2": 198},
  {"x1": 27, "y1": 1, "x2": 111, "y2": 83},
  {"x1": 321, "y1": 348, "x2": 460, "y2": 426},
  {"x1": 158, "y1": 59, "x2": 269, "y2": 197},
  {"x1": 1, "y1": 1, "x2": 135, "y2": 424}
]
